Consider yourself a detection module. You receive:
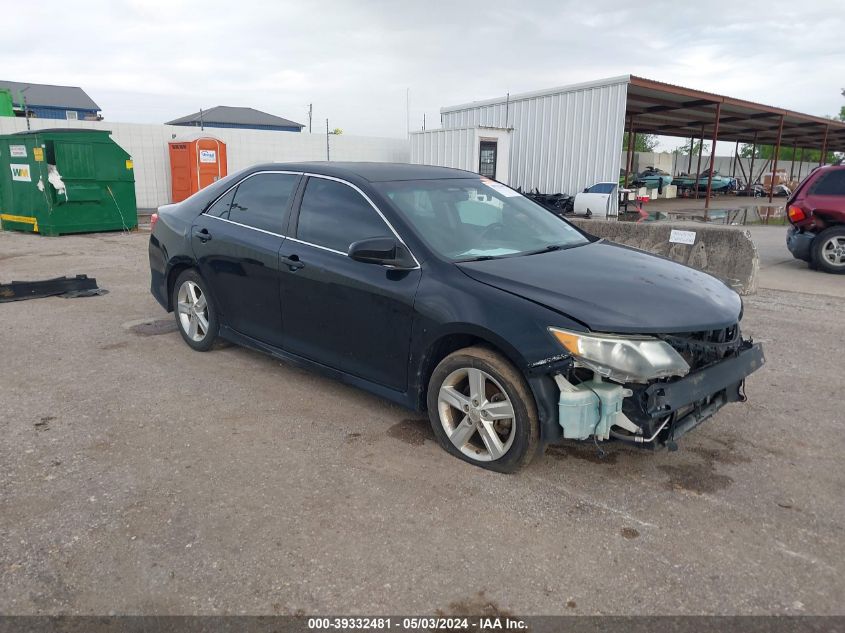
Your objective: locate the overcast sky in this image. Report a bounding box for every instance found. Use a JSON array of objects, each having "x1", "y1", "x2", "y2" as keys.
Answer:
[{"x1": 4, "y1": 0, "x2": 843, "y2": 150}]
